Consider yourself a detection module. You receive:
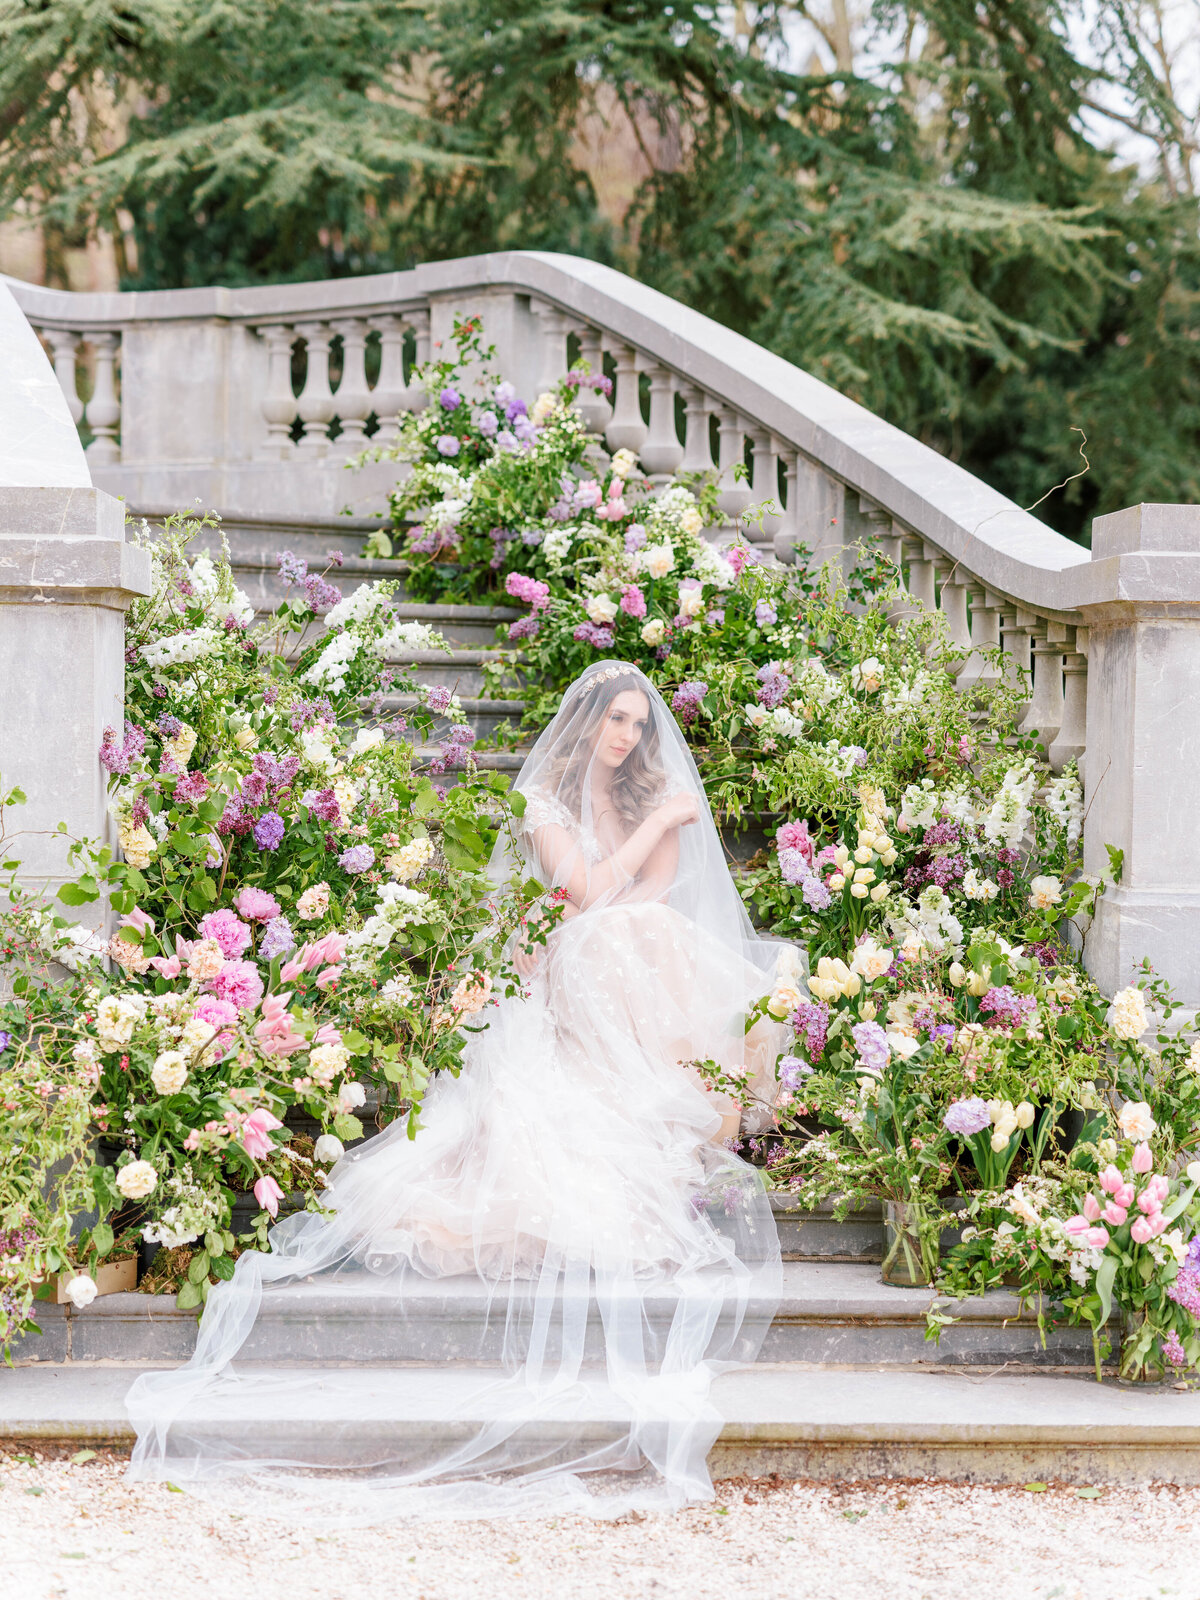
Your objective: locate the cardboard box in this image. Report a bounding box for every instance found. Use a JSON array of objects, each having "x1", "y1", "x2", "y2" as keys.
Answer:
[{"x1": 51, "y1": 1255, "x2": 138, "y2": 1305}]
